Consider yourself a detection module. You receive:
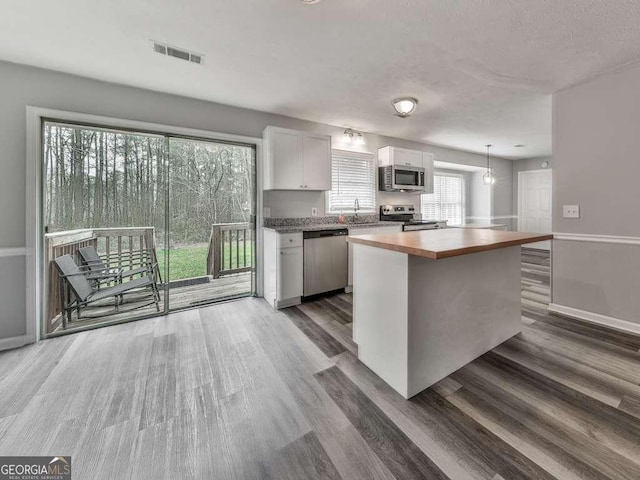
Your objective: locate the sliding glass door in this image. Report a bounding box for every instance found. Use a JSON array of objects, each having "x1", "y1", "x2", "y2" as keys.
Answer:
[
  {"x1": 165, "y1": 137, "x2": 255, "y2": 310},
  {"x1": 41, "y1": 120, "x2": 256, "y2": 337}
]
